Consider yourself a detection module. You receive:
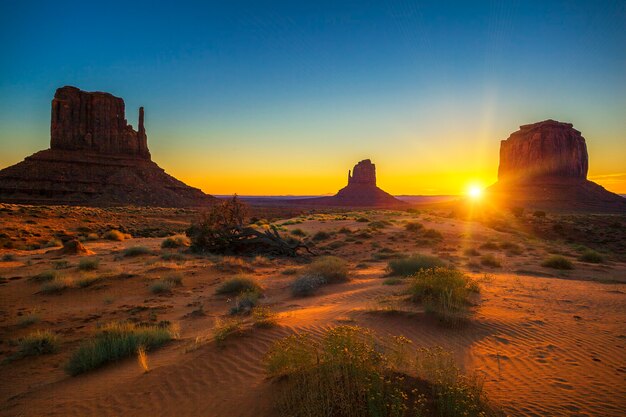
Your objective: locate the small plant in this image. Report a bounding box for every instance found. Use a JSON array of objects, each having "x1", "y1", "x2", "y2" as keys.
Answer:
[
  {"x1": 53, "y1": 260, "x2": 71, "y2": 269},
  {"x1": 542, "y1": 255, "x2": 574, "y2": 270},
  {"x1": 291, "y1": 274, "x2": 326, "y2": 297},
  {"x1": 229, "y1": 290, "x2": 260, "y2": 315},
  {"x1": 103, "y1": 229, "x2": 129, "y2": 241},
  {"x1": 17, "y1": 311, "x2": 41, "y2": 327},
  {"x1": 161, "y1": 252, "x2": 186, "y2": 262},
  {"x1": 75, "y1": 275, "x2": 103, "y2": 288},
  {"x1": 150, "y1": 280, "x2": 174, "y2": 294},
  {"x1": 305, "y1": 256, "x2": 349, "y2": 283},
  {"x1": 164, "y1": 273, "x2": 183, "y2": 286},
  {"x1": 480, "y1": 254, "x2": 501, "y2": 268},
  {"x1": 29, "y1": 270, "x2": 58, "y2": 283},
  {"x1": 387, "y1": 254, "x2": 446, "y2": 276},
  {"x1": 579, "y1": 249, "x2": 604, "y2": 264},
  {"x1": 123, "y1": 246, "x2": 152, "y2": 257},
  {"x1": 252, "y1": 306, "x2": 278, "y2": 328},
  {"x1": 405, "y1": 221, "x2": 423, "y2": 232},
  {"x1": 533, "y1": 210, "x2": 546, "y2": 218},
  {"x1": 216, "y1": 276, "x2": 261, "y2": 295},
  {"x1": 213, "y1": 256, "x2": 253, "y2": 273},
  {"x1": 78, "y1": 258, "x2": 100, "y2": 271},
  {"x1": 281, "y1": 267, "x2": 298, "y2": 275},
  {"x1": 423, "y1": 228, "x2": 443, "y2": 239},
  {"x1": 355, "y1": 217, "x2": 370, "y2": 222},
  {"x1": 213, "y1": 317, "x2": 243, "y2": 345},
  {"x1": 1, "y1": 253, "x2": 16, "y2": 262},
  {"x1": 161, "y1": 234, "x2": 191, "y2": 248},
  {"x1": 291, "y1": 228, "x2": 306, "y2": 237},
  {"x1": 17, "y1": 330, "x2": 60, "y2": 358},
  {"x1": 312, "y1": 231, "x2": 331, "y2": 241},
  {"x1": 66, "y1": 322, "x2": 172, "y2": 375},
  {"x1": 382, "y1": 277, "x2": 402, "y2": 285},
  {"x1": 41, "y1": 277, "x2": 72, "y2": 293}
]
